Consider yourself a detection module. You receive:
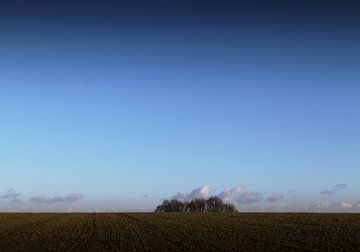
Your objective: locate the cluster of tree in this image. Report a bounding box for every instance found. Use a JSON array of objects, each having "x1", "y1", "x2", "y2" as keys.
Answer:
[{"x1": 155, "y1": 197, "x2": 237, "y2": 213}]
